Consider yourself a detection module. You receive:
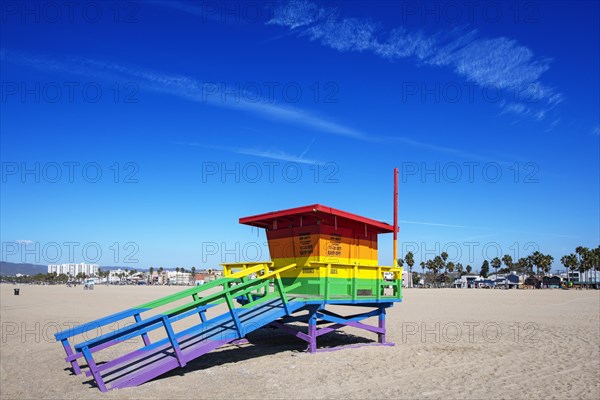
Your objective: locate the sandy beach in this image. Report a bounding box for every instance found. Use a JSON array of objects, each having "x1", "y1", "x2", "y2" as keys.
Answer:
[{"x1": 1, "y1": 284, "x2": 598, "y2": 400}]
